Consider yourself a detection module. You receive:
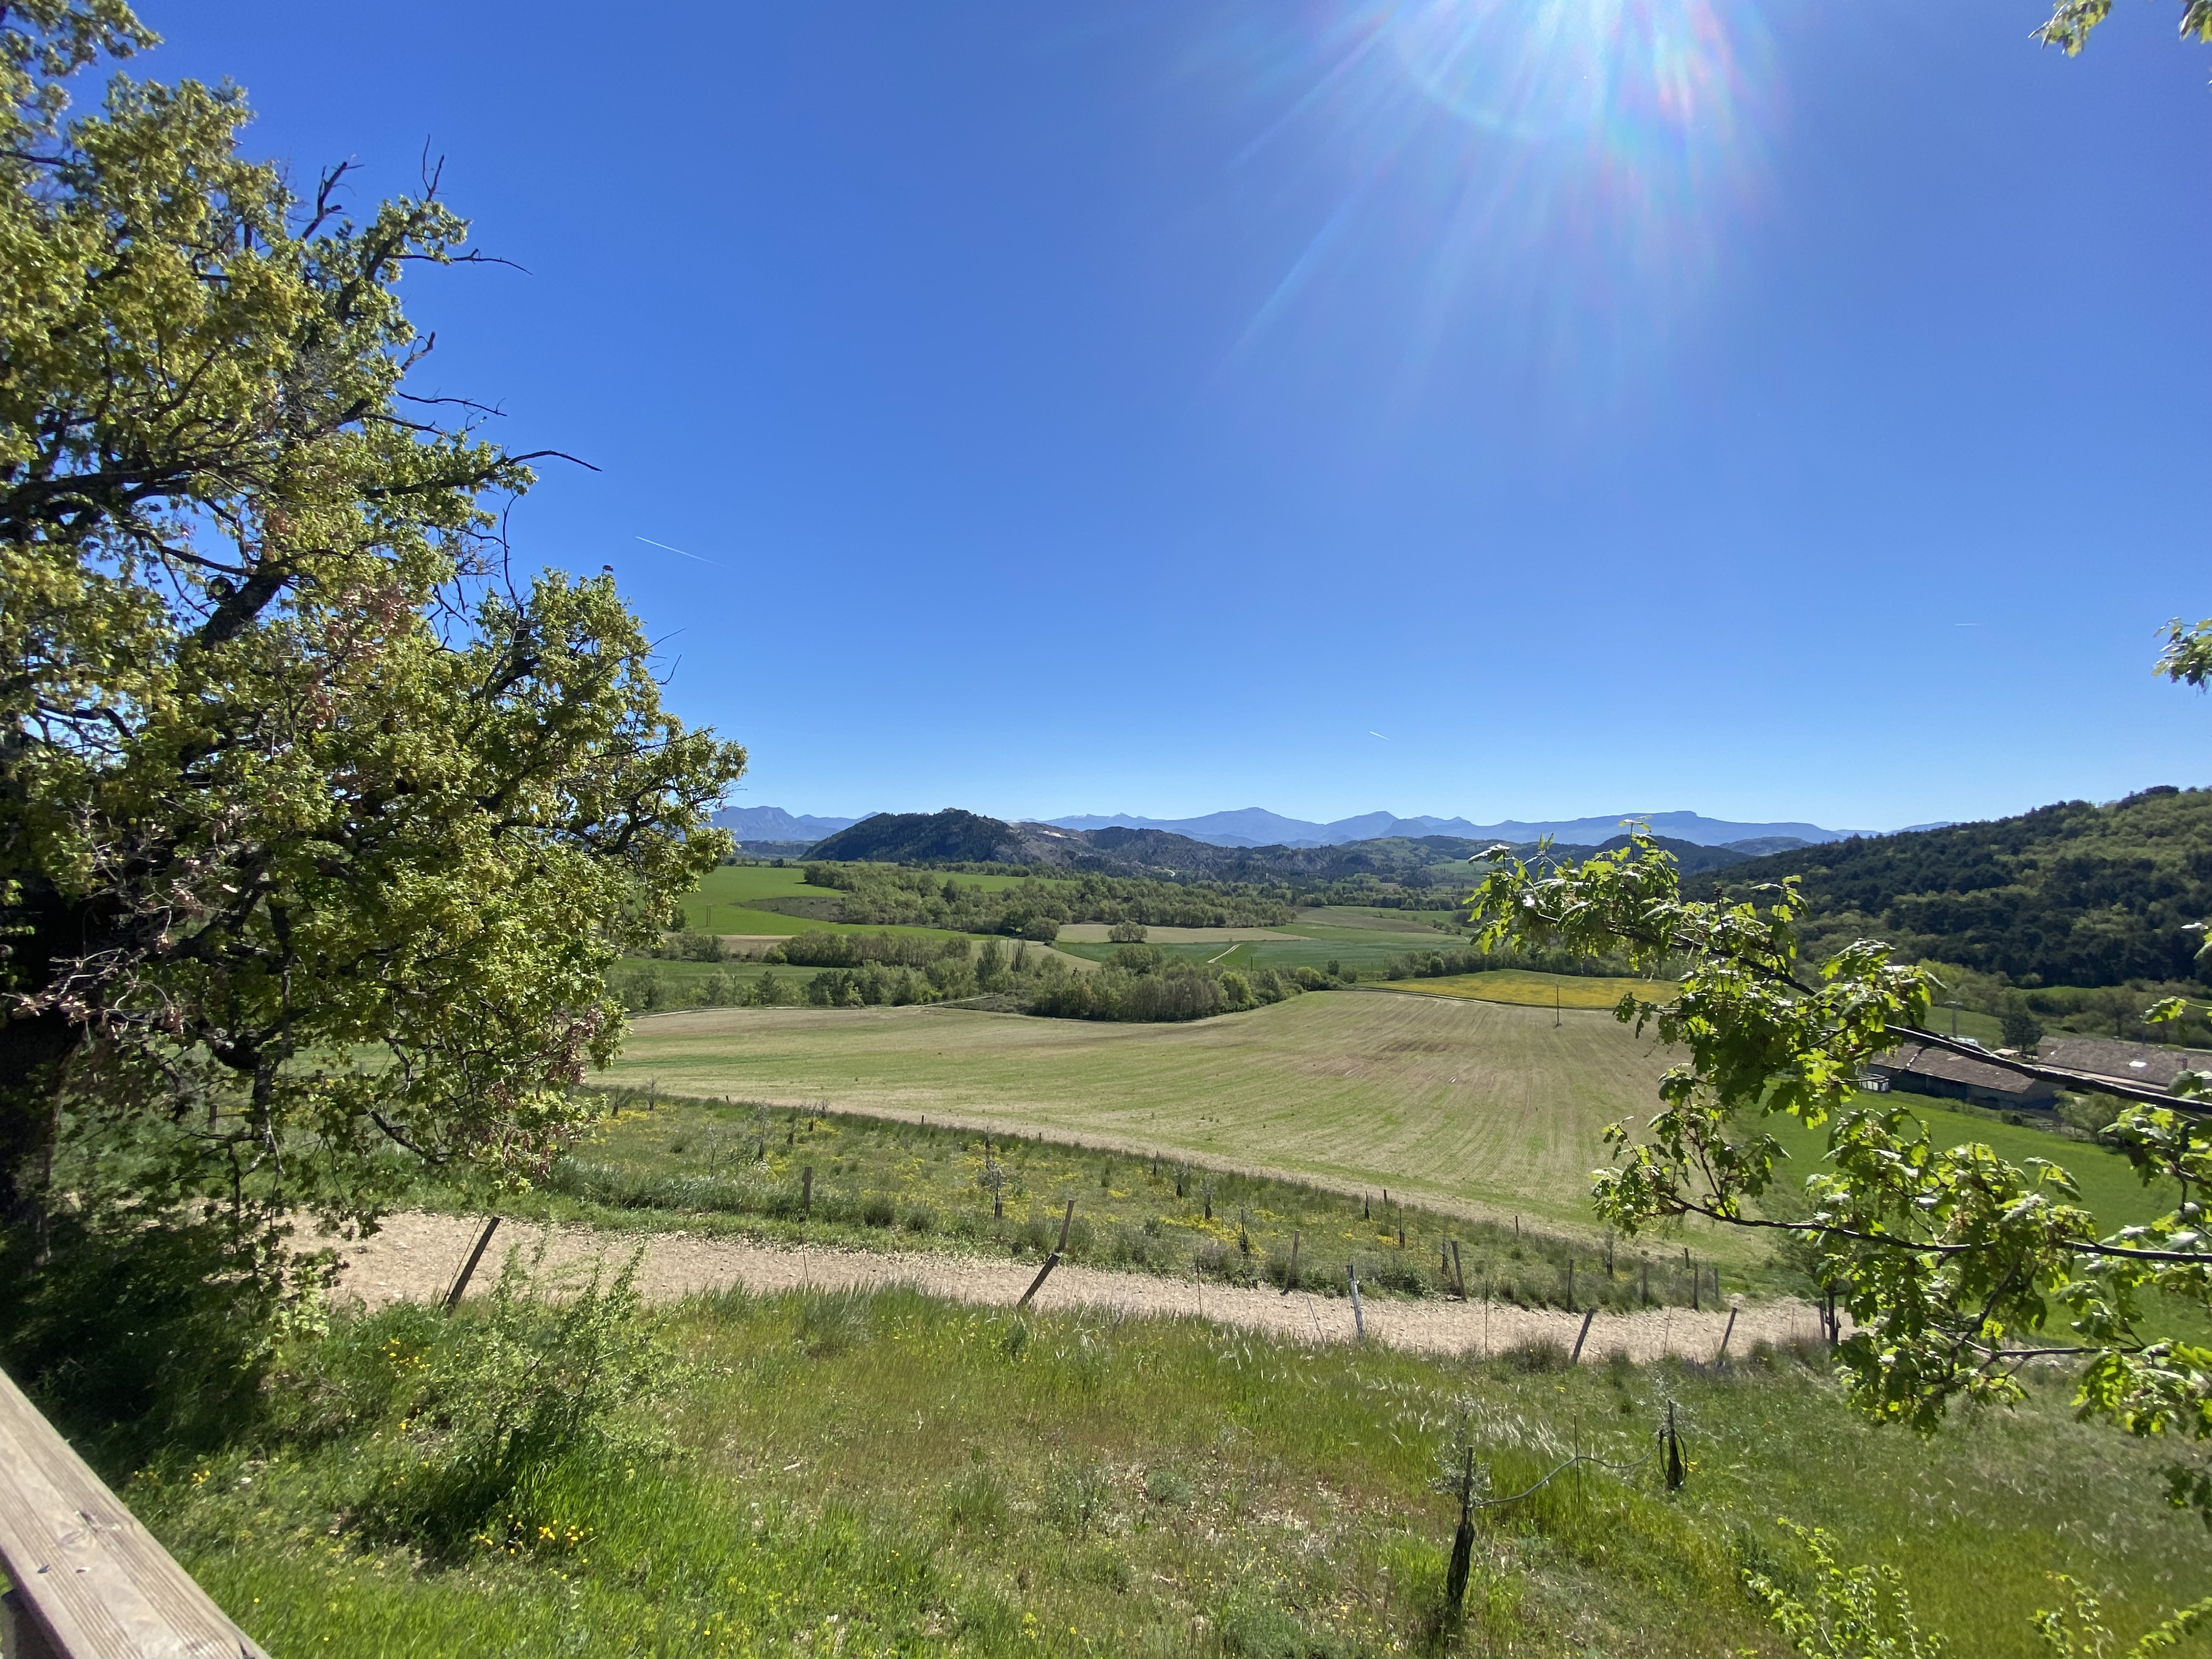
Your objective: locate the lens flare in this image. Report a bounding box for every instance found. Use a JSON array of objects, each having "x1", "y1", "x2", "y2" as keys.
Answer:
[{"x1": 1227, "y1": 0, "x2": 1775, "y2": 390}]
